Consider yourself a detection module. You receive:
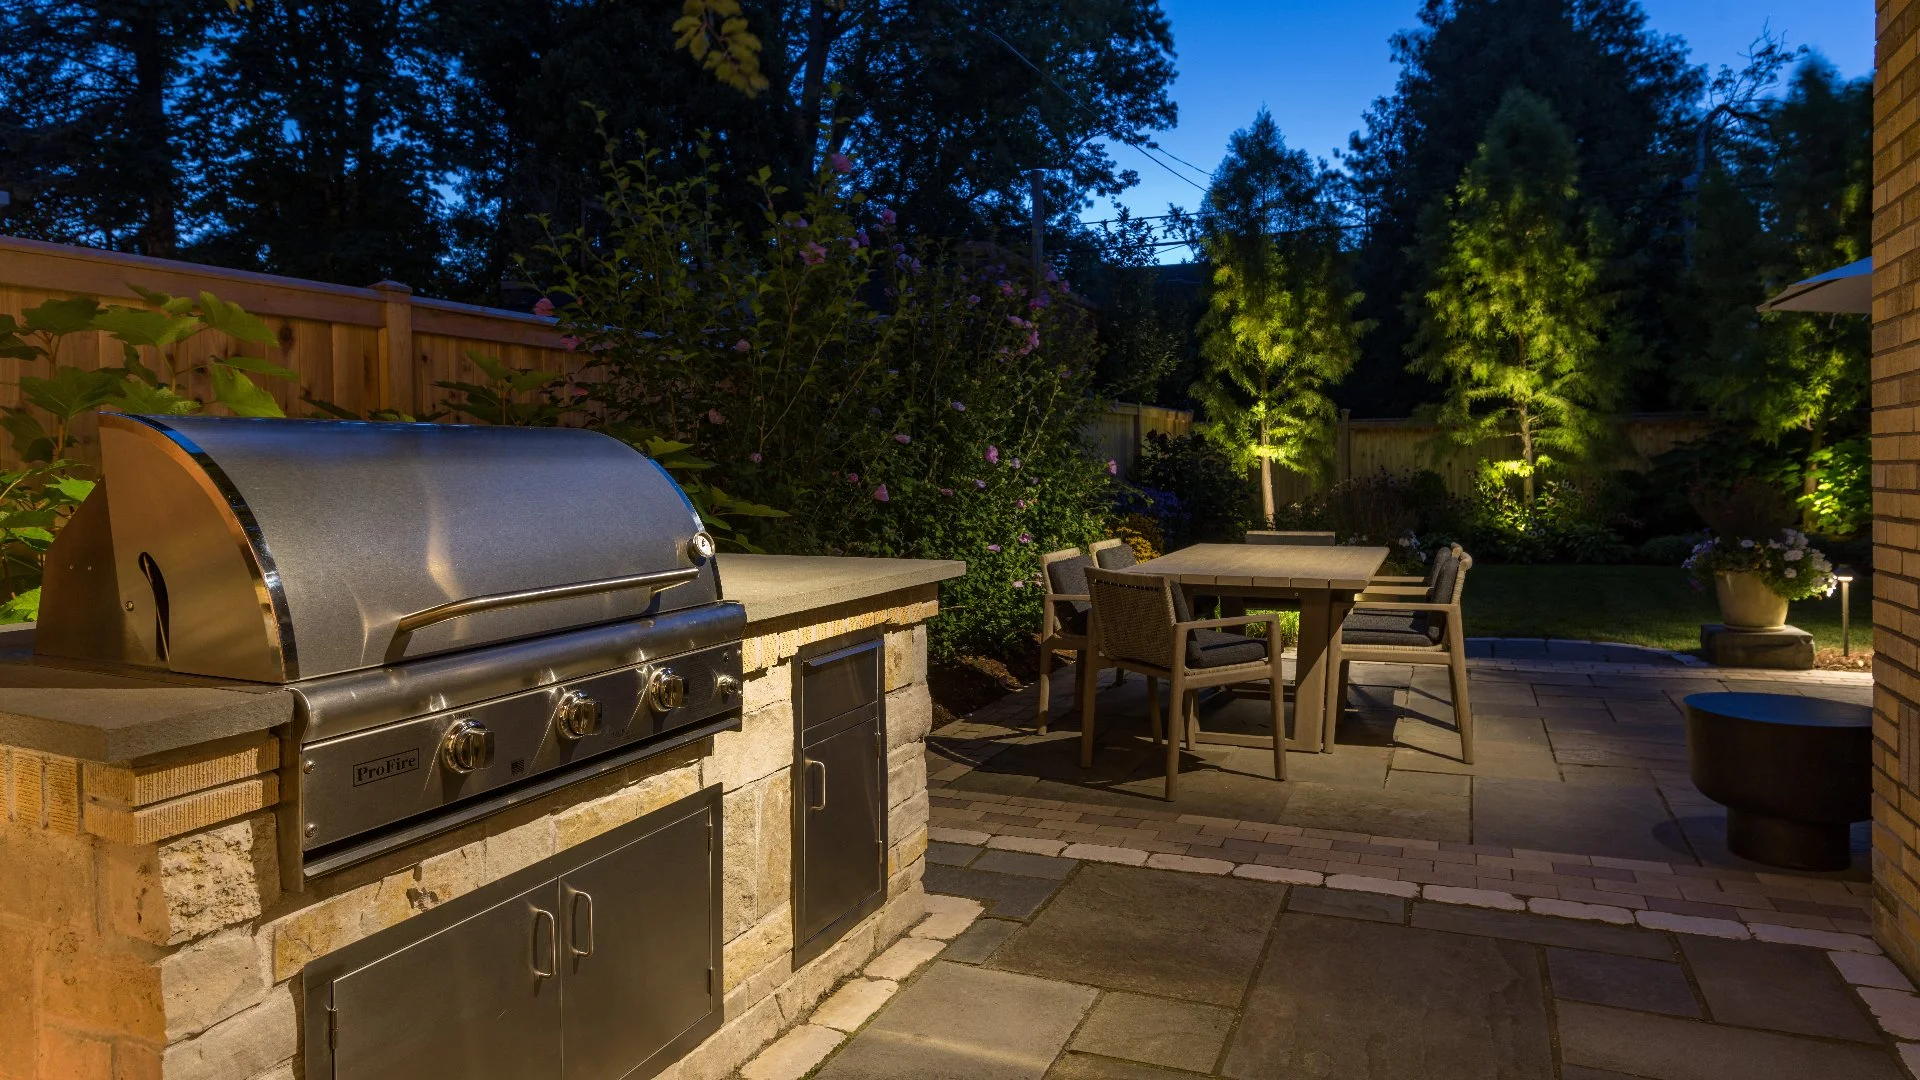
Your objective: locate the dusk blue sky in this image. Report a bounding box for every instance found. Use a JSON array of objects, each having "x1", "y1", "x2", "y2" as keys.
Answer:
[{"x1": 1089, "y1": 0, "x2": 1876, "y2": 253}]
